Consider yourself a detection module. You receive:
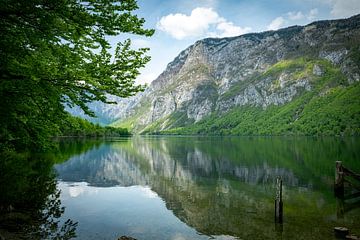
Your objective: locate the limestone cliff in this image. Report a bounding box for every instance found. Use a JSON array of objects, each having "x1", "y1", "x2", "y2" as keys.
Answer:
[{"x1": 111, "y1": 15, "x2": 360, "y2": 135}]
